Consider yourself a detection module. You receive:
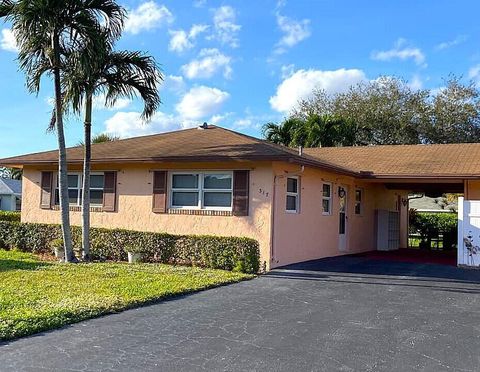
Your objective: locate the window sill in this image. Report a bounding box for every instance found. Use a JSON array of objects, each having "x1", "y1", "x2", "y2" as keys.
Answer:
[
  {"x1": 52, "y1": 205, "x2": 104, "y2": 213},
  {"x1": 167, "y1": 208, "x2": 233, "y2": 216}
]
